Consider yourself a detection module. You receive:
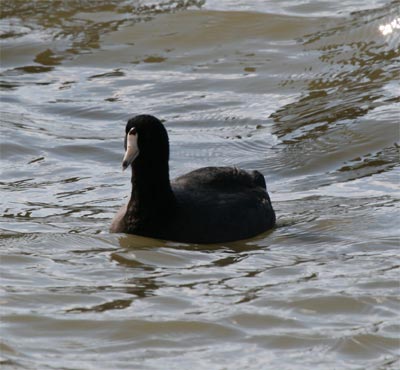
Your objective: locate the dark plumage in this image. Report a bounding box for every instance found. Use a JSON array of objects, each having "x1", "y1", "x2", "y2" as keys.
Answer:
[{"x1": 110, "y1": 115, "x2": 276, "y2": 243}]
